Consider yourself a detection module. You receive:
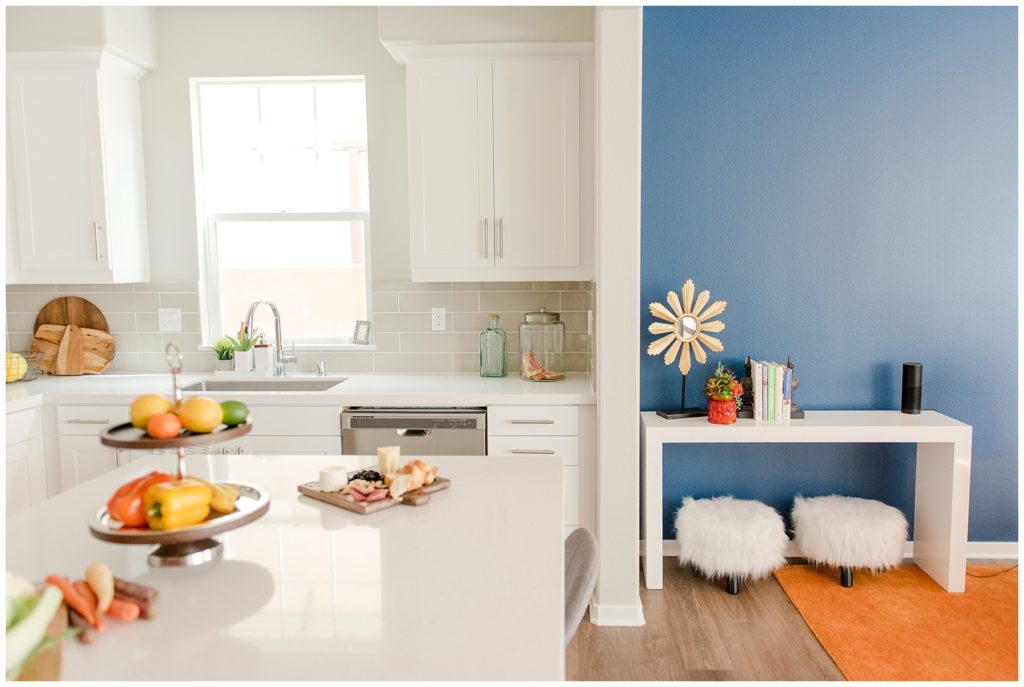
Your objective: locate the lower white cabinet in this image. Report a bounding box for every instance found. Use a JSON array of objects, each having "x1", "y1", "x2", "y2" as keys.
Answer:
[
  {"x1": 57, "y1": 436, "x2": 121, "y2": 490},
  {"x1": 217, "y1": 435, "x2": 341, "y2": 455},
  {"x1": 487, "y1": 405, "x2": 587, "y2": 533},
  {"x1": 6, "y1": 407, "x2": 47, "y2": 515}
]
